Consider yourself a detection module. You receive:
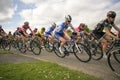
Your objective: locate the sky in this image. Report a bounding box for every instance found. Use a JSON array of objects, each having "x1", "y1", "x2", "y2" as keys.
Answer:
[{"x1": 0, "y1": 0, "x2": 120, "y2": 33}]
